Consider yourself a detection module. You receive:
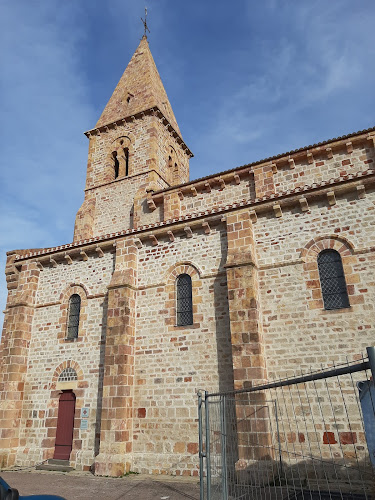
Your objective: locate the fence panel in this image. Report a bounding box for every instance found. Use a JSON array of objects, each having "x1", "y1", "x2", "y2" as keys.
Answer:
[{"x1": 198, "y1": 350, "x2": 375, "y2": 500}]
